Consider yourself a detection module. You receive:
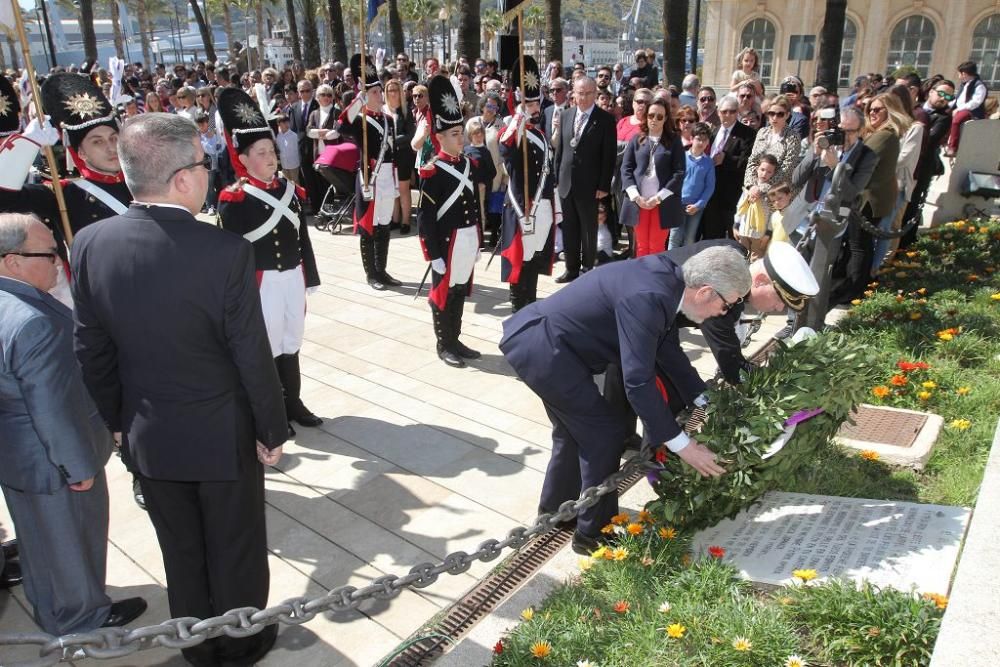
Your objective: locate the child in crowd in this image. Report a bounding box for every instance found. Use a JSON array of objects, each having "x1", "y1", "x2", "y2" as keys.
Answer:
[
  {"x1": 734, "y1": 153, "x2": 778, "y2": 260},
  {"x1": 195, "y1": 112, "x2": 226, "y2": 214},
  {"x1": 670, "y1": 122, "x2": 716, "y2": 249},
  {"x1": 596, "y1": 201, "x2": 614, "y2": 264},
  {"x1": 767, "y1": 182, "x2": 809, "y2": 245},
  {"x1": 463, "y1": 118, "x2": 498, "y2": 248},
  {"x1": 274, "y1": 114, "x2": 301, "y2": 185}
]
